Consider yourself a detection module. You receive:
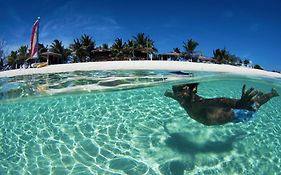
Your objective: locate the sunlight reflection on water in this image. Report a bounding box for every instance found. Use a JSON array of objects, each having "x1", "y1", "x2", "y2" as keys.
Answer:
[{"x1": 0, "y1": 70, "x2": 280, "y2": 174}]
